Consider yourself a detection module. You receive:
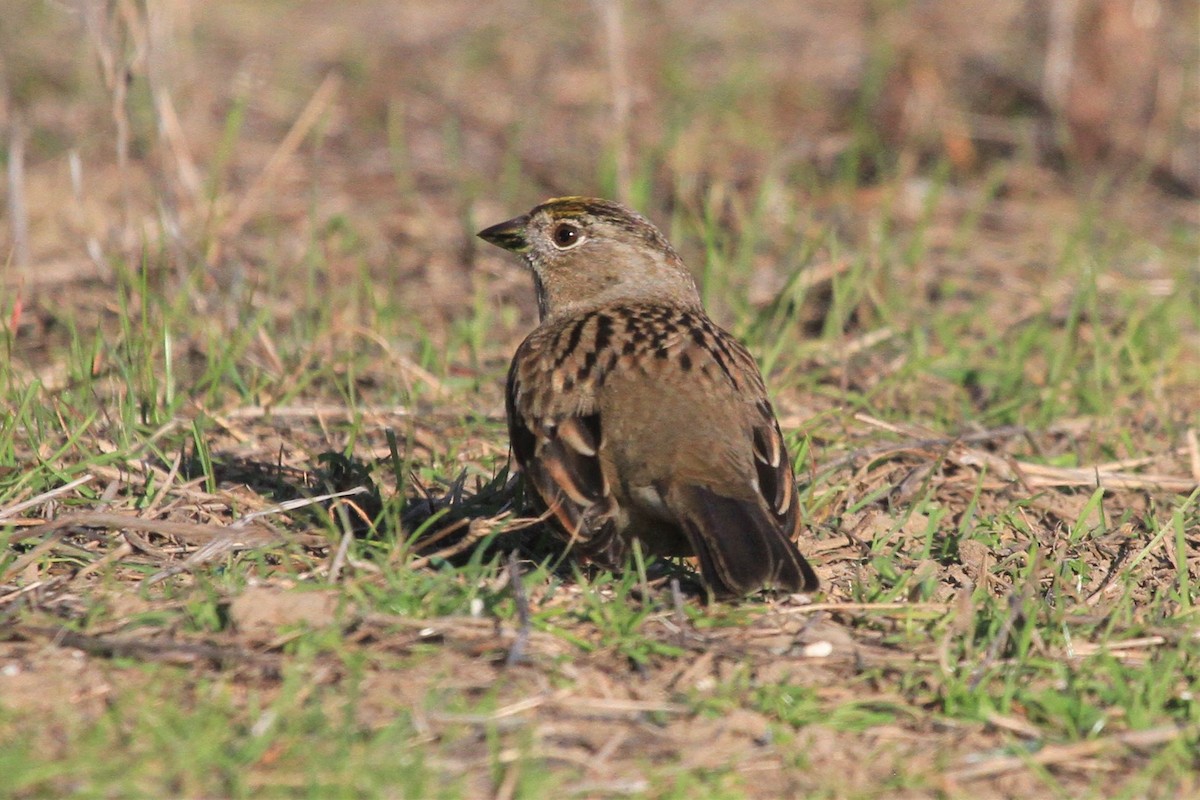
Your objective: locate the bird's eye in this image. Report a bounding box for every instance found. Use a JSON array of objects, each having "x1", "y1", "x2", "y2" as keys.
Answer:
[{"x1": 551, "y1": 222, "x2": 582, "y2": 248}]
